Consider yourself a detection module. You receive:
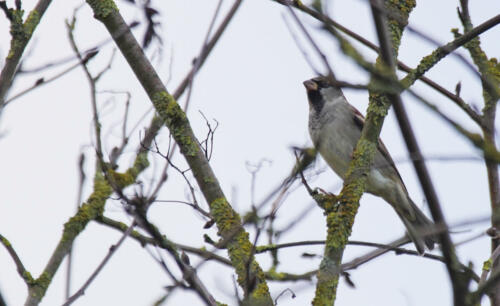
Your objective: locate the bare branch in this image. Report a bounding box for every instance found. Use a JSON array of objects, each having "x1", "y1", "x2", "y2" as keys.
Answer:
[
  {"x1": 0, "y1": 234, "x2": 32, "y2": 285},
  {"x1": 62, "y1": 220, "x2": 137, "y2": 306}
]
